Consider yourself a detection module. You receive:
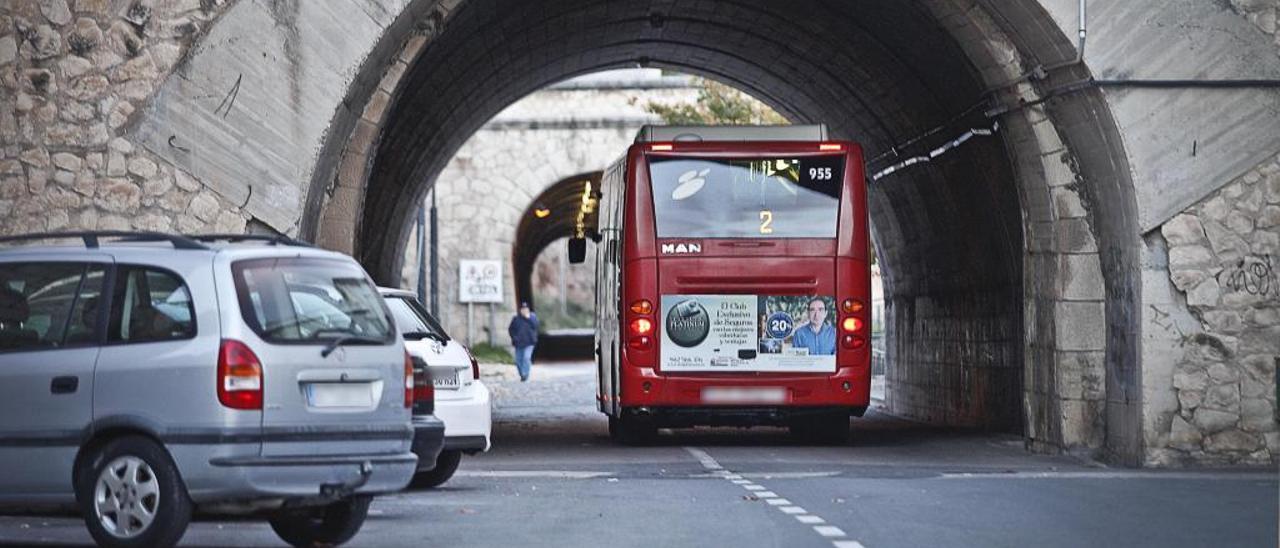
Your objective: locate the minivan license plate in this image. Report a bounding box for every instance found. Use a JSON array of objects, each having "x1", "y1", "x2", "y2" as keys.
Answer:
[{"x1": 307, "y1": 383, "x2": 374, "y2": 408}]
